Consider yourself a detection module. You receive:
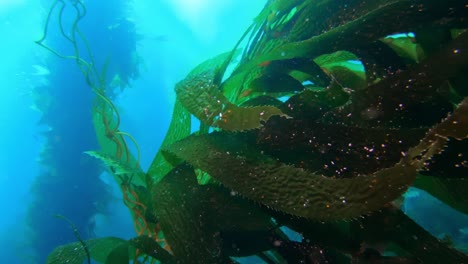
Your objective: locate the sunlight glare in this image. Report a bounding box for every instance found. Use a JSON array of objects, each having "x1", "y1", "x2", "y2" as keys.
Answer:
[{"x1": 167, "y1": 0, "x2": 233, "y2": 41}]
